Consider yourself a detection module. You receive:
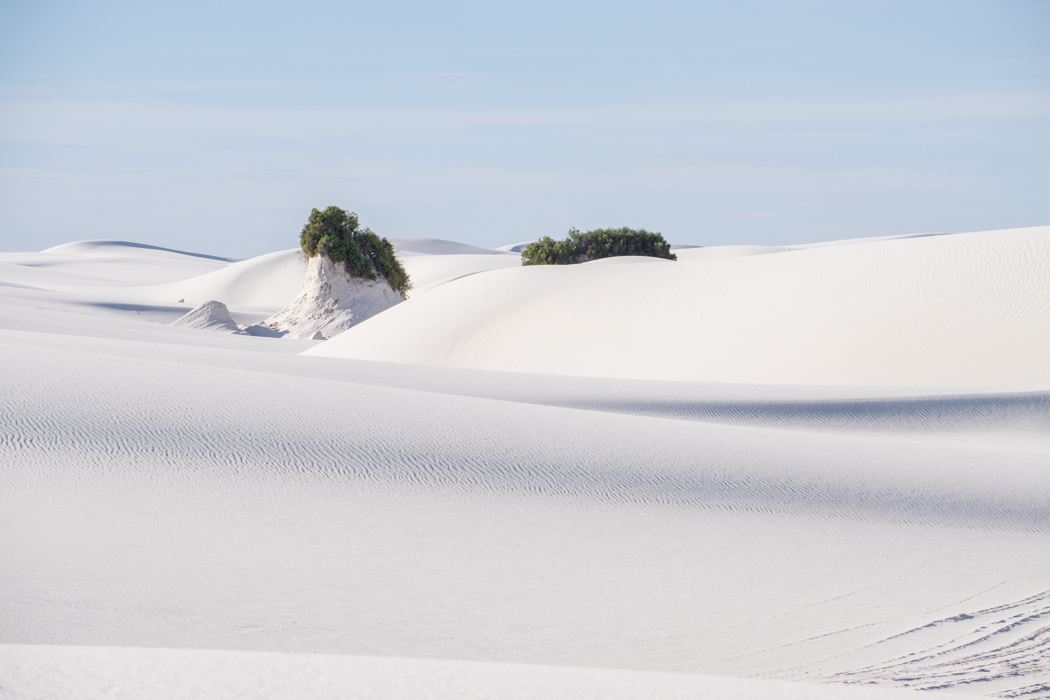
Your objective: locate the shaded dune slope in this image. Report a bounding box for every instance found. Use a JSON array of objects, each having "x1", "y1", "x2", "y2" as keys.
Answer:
[{"x1": 3, "y1": 334, "x2": 1048, "y2": 531}]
